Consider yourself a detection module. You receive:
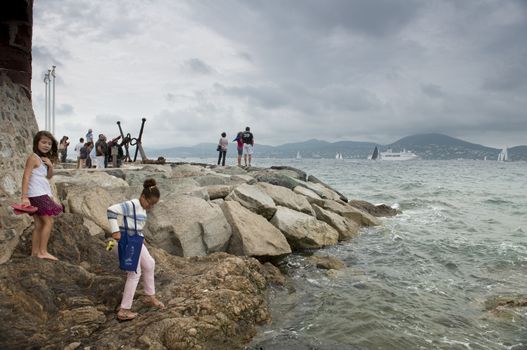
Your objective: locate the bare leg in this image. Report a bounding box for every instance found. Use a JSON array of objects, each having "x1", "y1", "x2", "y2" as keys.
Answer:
[
  {"x1": 248, "y1": 155, "x2": 252, "y2": 167},
  {"x1": 237, "y1": 154, "x2": 241, "y2": 166},
  {"x1": 244, "y1": 154, "x2": 248, "y2": 166},
  {"x1": 31, "y1": 216, "x2": 43, "y2": 256},
  {"x1": 37, "y1": 216, "x2": 58, "y2": 260}
]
